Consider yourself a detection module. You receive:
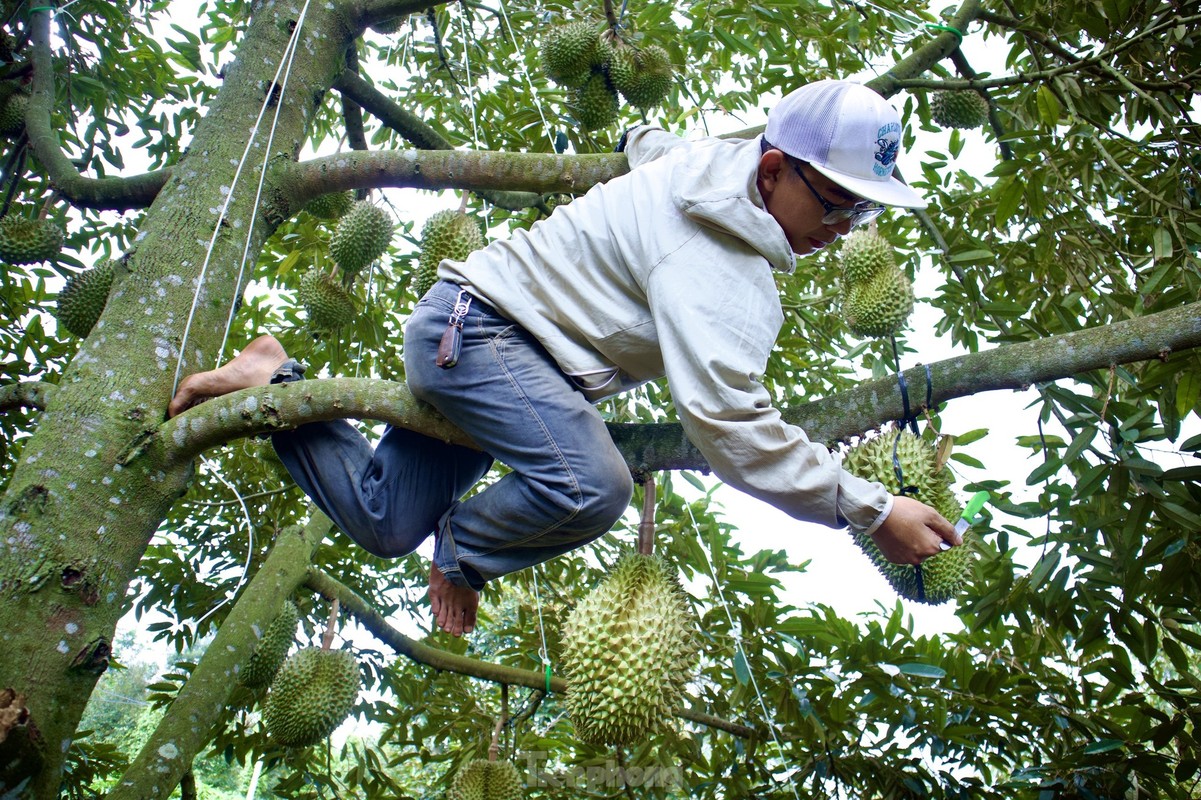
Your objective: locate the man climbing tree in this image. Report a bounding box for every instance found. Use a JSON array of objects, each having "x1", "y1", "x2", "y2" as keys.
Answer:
[{"x1": 168, "y1": 80, "x2": 959, "y2": 637}]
